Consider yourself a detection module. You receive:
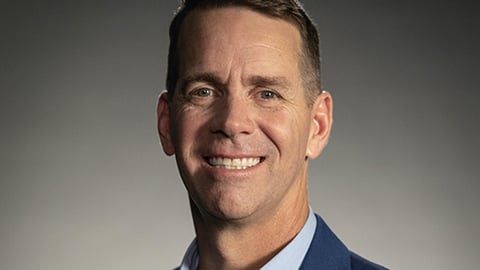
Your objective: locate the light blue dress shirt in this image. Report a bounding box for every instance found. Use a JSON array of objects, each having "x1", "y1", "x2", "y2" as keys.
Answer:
[{"x1": 179, "y1": 208, "x2": 317, "y2": 270}]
